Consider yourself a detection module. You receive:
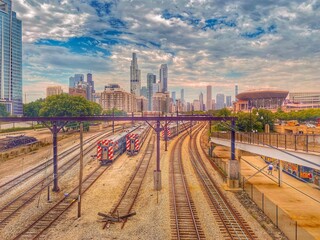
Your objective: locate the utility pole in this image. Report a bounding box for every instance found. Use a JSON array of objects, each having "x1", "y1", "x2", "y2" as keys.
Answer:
[{"x1": 78, "y1": 122, "x2": 84, "y2": 218}]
